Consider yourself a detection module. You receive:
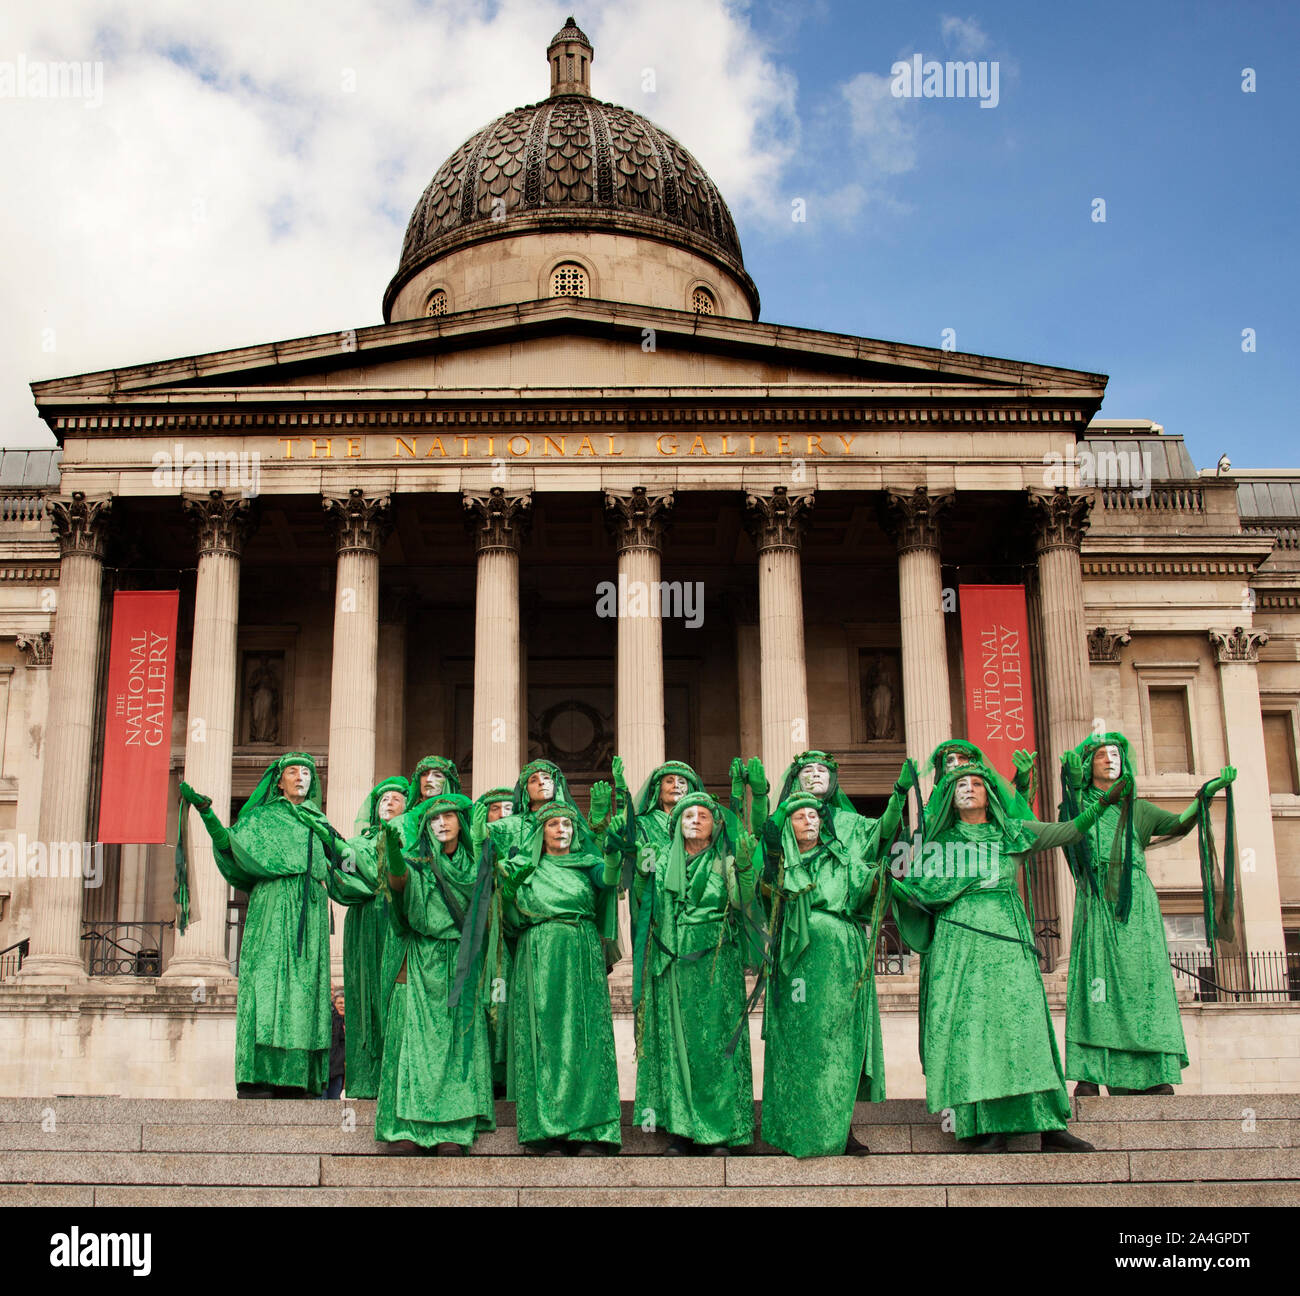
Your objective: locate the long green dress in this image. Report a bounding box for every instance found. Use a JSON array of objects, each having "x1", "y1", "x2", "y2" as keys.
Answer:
[
  {"x1": 183, "y1": 752, "x2": 368, "y2": 1094},
  {"x1": 893, "y1": 762, "x2": 1108, "y2": 1139},
  {"x1": 1059, "y1": 733, "x2": 1194, "y2": 1090},
  {"x1": 472, "y1": 785, "x2": 516, "y2": 1091},
  {"x1": 633, "y1": 791, "x2": 758, "y2": 1148},
  {"x1": 337, "y1": 775, "x2": 409, "y2": 1099},
  {"x1": 374, "y1": 794, "x2": 495, "y2": 1148},
  {"x1": 501, "y1": 803, "x2": 622, "y2": 1148},
  {"x1": 759, "y1": 789, "x2": 904, "y2": 1157}
]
